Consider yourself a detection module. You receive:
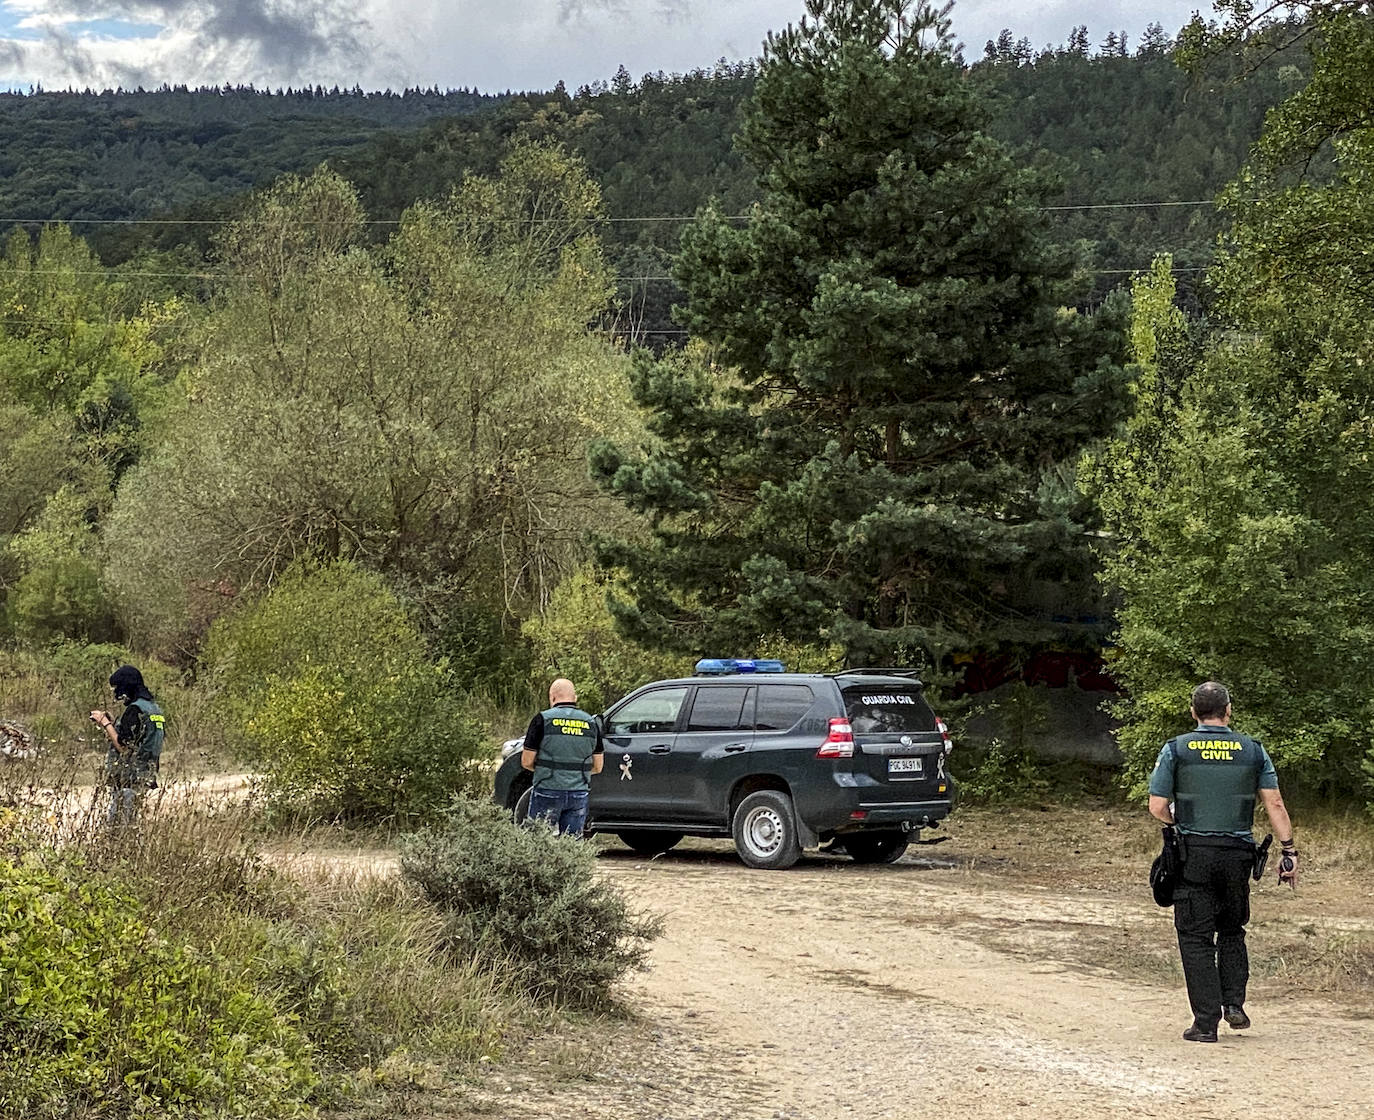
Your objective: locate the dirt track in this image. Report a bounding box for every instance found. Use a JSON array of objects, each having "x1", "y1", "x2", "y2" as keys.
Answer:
[{"x1": 471, "y1": 824, "x2": 1374, "y2": 1120}]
